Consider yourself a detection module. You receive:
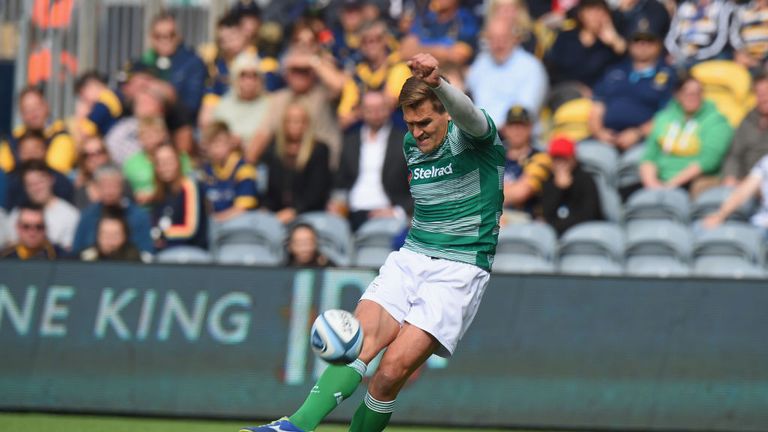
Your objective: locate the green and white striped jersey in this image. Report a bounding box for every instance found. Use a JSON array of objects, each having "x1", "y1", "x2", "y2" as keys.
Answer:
[{"x1": 403, "y1": 110, "x2": 505, "y2": 272}]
